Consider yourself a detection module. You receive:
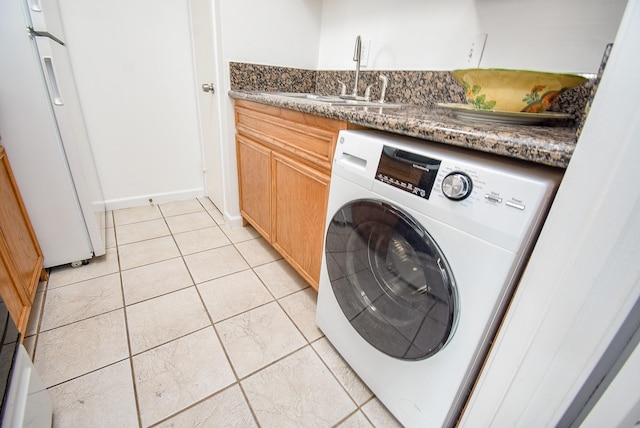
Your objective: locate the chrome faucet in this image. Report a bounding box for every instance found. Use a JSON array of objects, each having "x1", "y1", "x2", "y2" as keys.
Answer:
[
  {"x1": 338, "y1": 37, "x2": 389, "y2": 103},
  {"x1": 351, "y1": 35, "x2": 362, "y2": 97}
]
